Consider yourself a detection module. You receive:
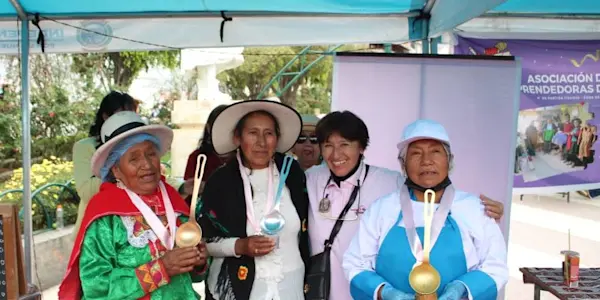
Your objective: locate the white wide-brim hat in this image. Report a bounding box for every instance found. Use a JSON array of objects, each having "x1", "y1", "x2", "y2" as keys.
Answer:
[
  {"x1": 396, "y1": 119, "x2": 451, "y2": 155},
  {"x1": 211, "y1": 100, "x2": 302, "y2": 155},
  {"x1": 91, "y1": 111, "x2": 173, "y2": 178}
]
